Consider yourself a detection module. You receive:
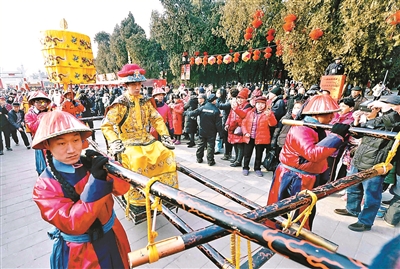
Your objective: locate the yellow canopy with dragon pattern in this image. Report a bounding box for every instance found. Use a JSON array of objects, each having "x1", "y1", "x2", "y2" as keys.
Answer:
[{"x1": 40, "y1": 19, "x2": 97, "y2": 88}]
